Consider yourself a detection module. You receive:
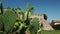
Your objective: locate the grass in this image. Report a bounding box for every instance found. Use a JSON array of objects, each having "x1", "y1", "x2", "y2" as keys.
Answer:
[{"x1": 41, "y1": 30, "x2": 60, "y2": 34}]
